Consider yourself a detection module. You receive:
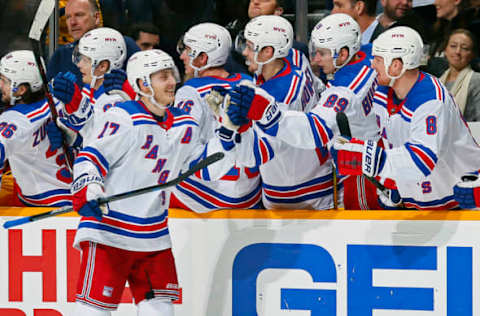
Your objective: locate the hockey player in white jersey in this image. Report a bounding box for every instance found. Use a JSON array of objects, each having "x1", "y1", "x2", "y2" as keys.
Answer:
[
  {"x1": 0, "y1": 50, "x2": 72, "y2": 206},
  {"x1": 232, "y1": 15, "x2": 331, "y2": 209},
  {"x1": 49, "y1": 27, "x2": 129, "y2": 143},
  {"x1": 331, "y1": 26, "x2": 480, "y2": 209},
  {"x1": 170, "y1": 22, "x2": 263, "y2": 211},
  {"x1": 70, "y1": 49, "x2": 255, "y2": 316},
  {"x1": 228, "y1": 14, "x2": 381, "y2": 209}
]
